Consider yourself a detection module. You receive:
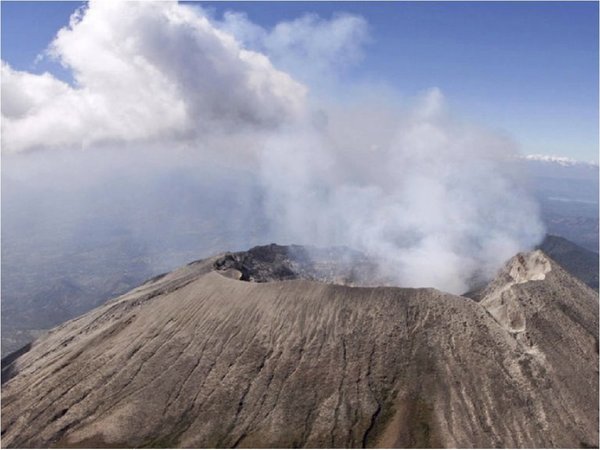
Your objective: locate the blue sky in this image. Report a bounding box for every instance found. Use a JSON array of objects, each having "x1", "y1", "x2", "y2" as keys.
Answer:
[{"x1": 2, "y1": 1, "x2": 598, "y2": 161}]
